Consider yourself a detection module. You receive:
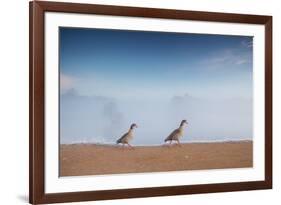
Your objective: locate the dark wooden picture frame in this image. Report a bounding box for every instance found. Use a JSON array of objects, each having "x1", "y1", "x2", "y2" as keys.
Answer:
[{"x1": 29, "y1": 1, "x2": 272, "y2": 204}]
